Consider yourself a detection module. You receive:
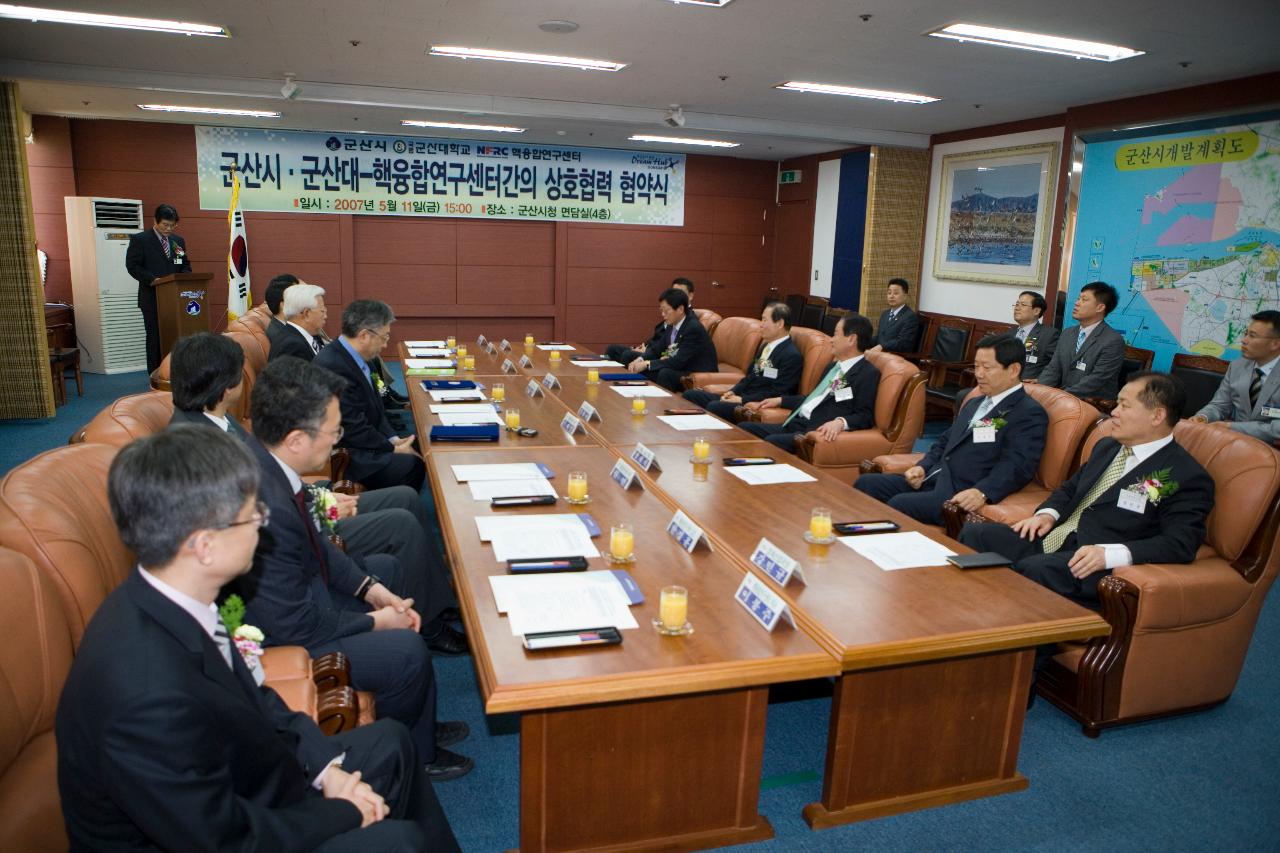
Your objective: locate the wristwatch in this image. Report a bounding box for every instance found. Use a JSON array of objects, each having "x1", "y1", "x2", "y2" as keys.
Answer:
[{"x1": 356, "y1": 574, "x2": 384, "y2": 601}]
